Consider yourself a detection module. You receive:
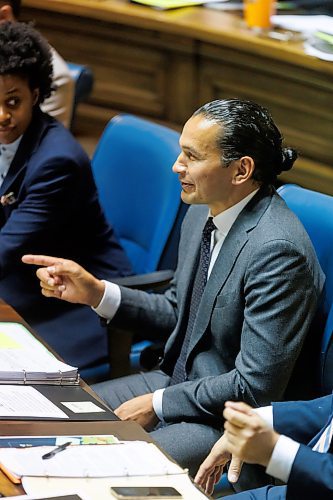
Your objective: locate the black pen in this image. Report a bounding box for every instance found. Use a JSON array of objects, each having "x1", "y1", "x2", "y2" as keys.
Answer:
[{"x1": 42, "y1": 441, "x2": 72, "y2": 460}]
